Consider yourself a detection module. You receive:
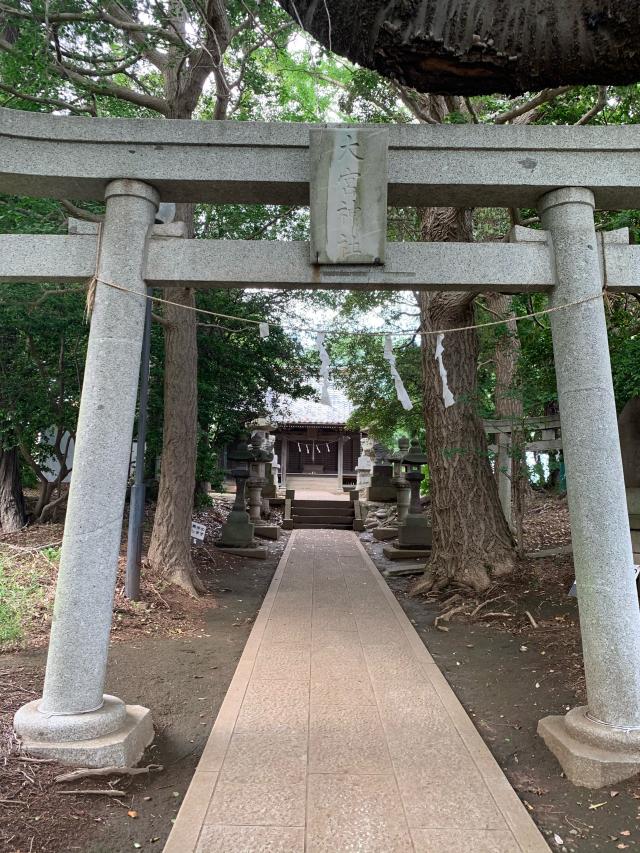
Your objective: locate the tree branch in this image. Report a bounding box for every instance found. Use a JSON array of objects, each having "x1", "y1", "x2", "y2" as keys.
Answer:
[
  {"x1": 493, "y1": 86, "x2": 572, "y2": 124},
  {"x1": 575, "y1": 85, "x2": 608, "y2": 125},
  {"x1": 60, "y1": 199, "x2": 103, "y2": 222},
  {"x1": 0, "y1": 2, "x2": 186, "y2": 48},
  {"x1": 0, "y1": 82, "x2": 95, "y2": 115},
  {"x1": 57, "y1": 61, "x2": 169, "y2": 115}
]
